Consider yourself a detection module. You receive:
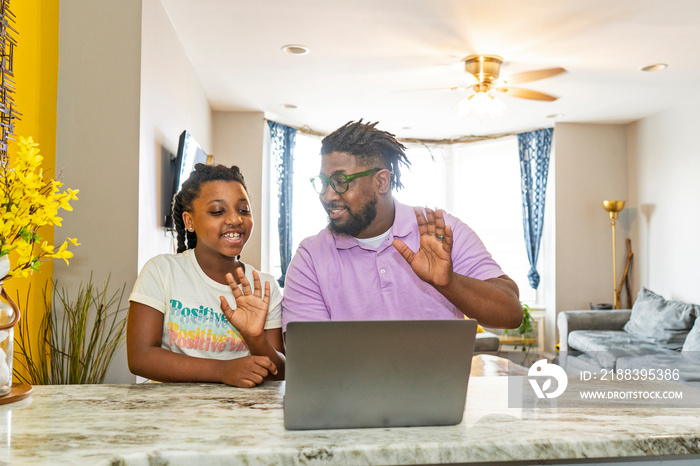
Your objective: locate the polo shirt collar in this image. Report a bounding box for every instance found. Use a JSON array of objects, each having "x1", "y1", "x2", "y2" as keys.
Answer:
[{"x1": 391, "y1": 200, "x2": 416, "y2": 239}]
